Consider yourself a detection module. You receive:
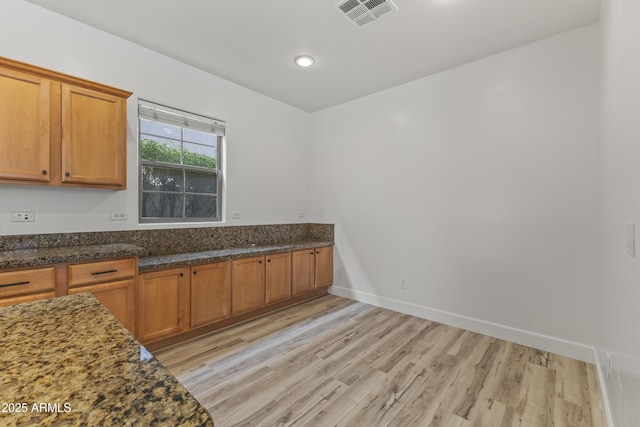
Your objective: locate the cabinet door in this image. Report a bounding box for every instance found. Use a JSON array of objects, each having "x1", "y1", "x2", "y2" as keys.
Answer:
[
  {"x1": 61, "y1": 84, "x2": 126, "y2": 188},
  {"x1": 231, "y1": 256, "x2": 265, "y2": 315},
  {"x1": 292, "y1": 249, "x2": 314, "y2": 296},
  {"x1": 0, "y1": 67, "x2": 50, "y2": 182},
  {"x1": 69, "y1": 279, "x2": 135, "y2": 333},
  {"x1": 138, "y1": 268, "x2": 189, "y2": 343},
  {"x1": 191, "y1": 261, "x2": 231, "y2": 328},
  {"x1": 314, "y1": 246, "x2": 333, "y2": 288},
  {"x1": 265, "y1": 252, "x2": 291, "y2": 304}
]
